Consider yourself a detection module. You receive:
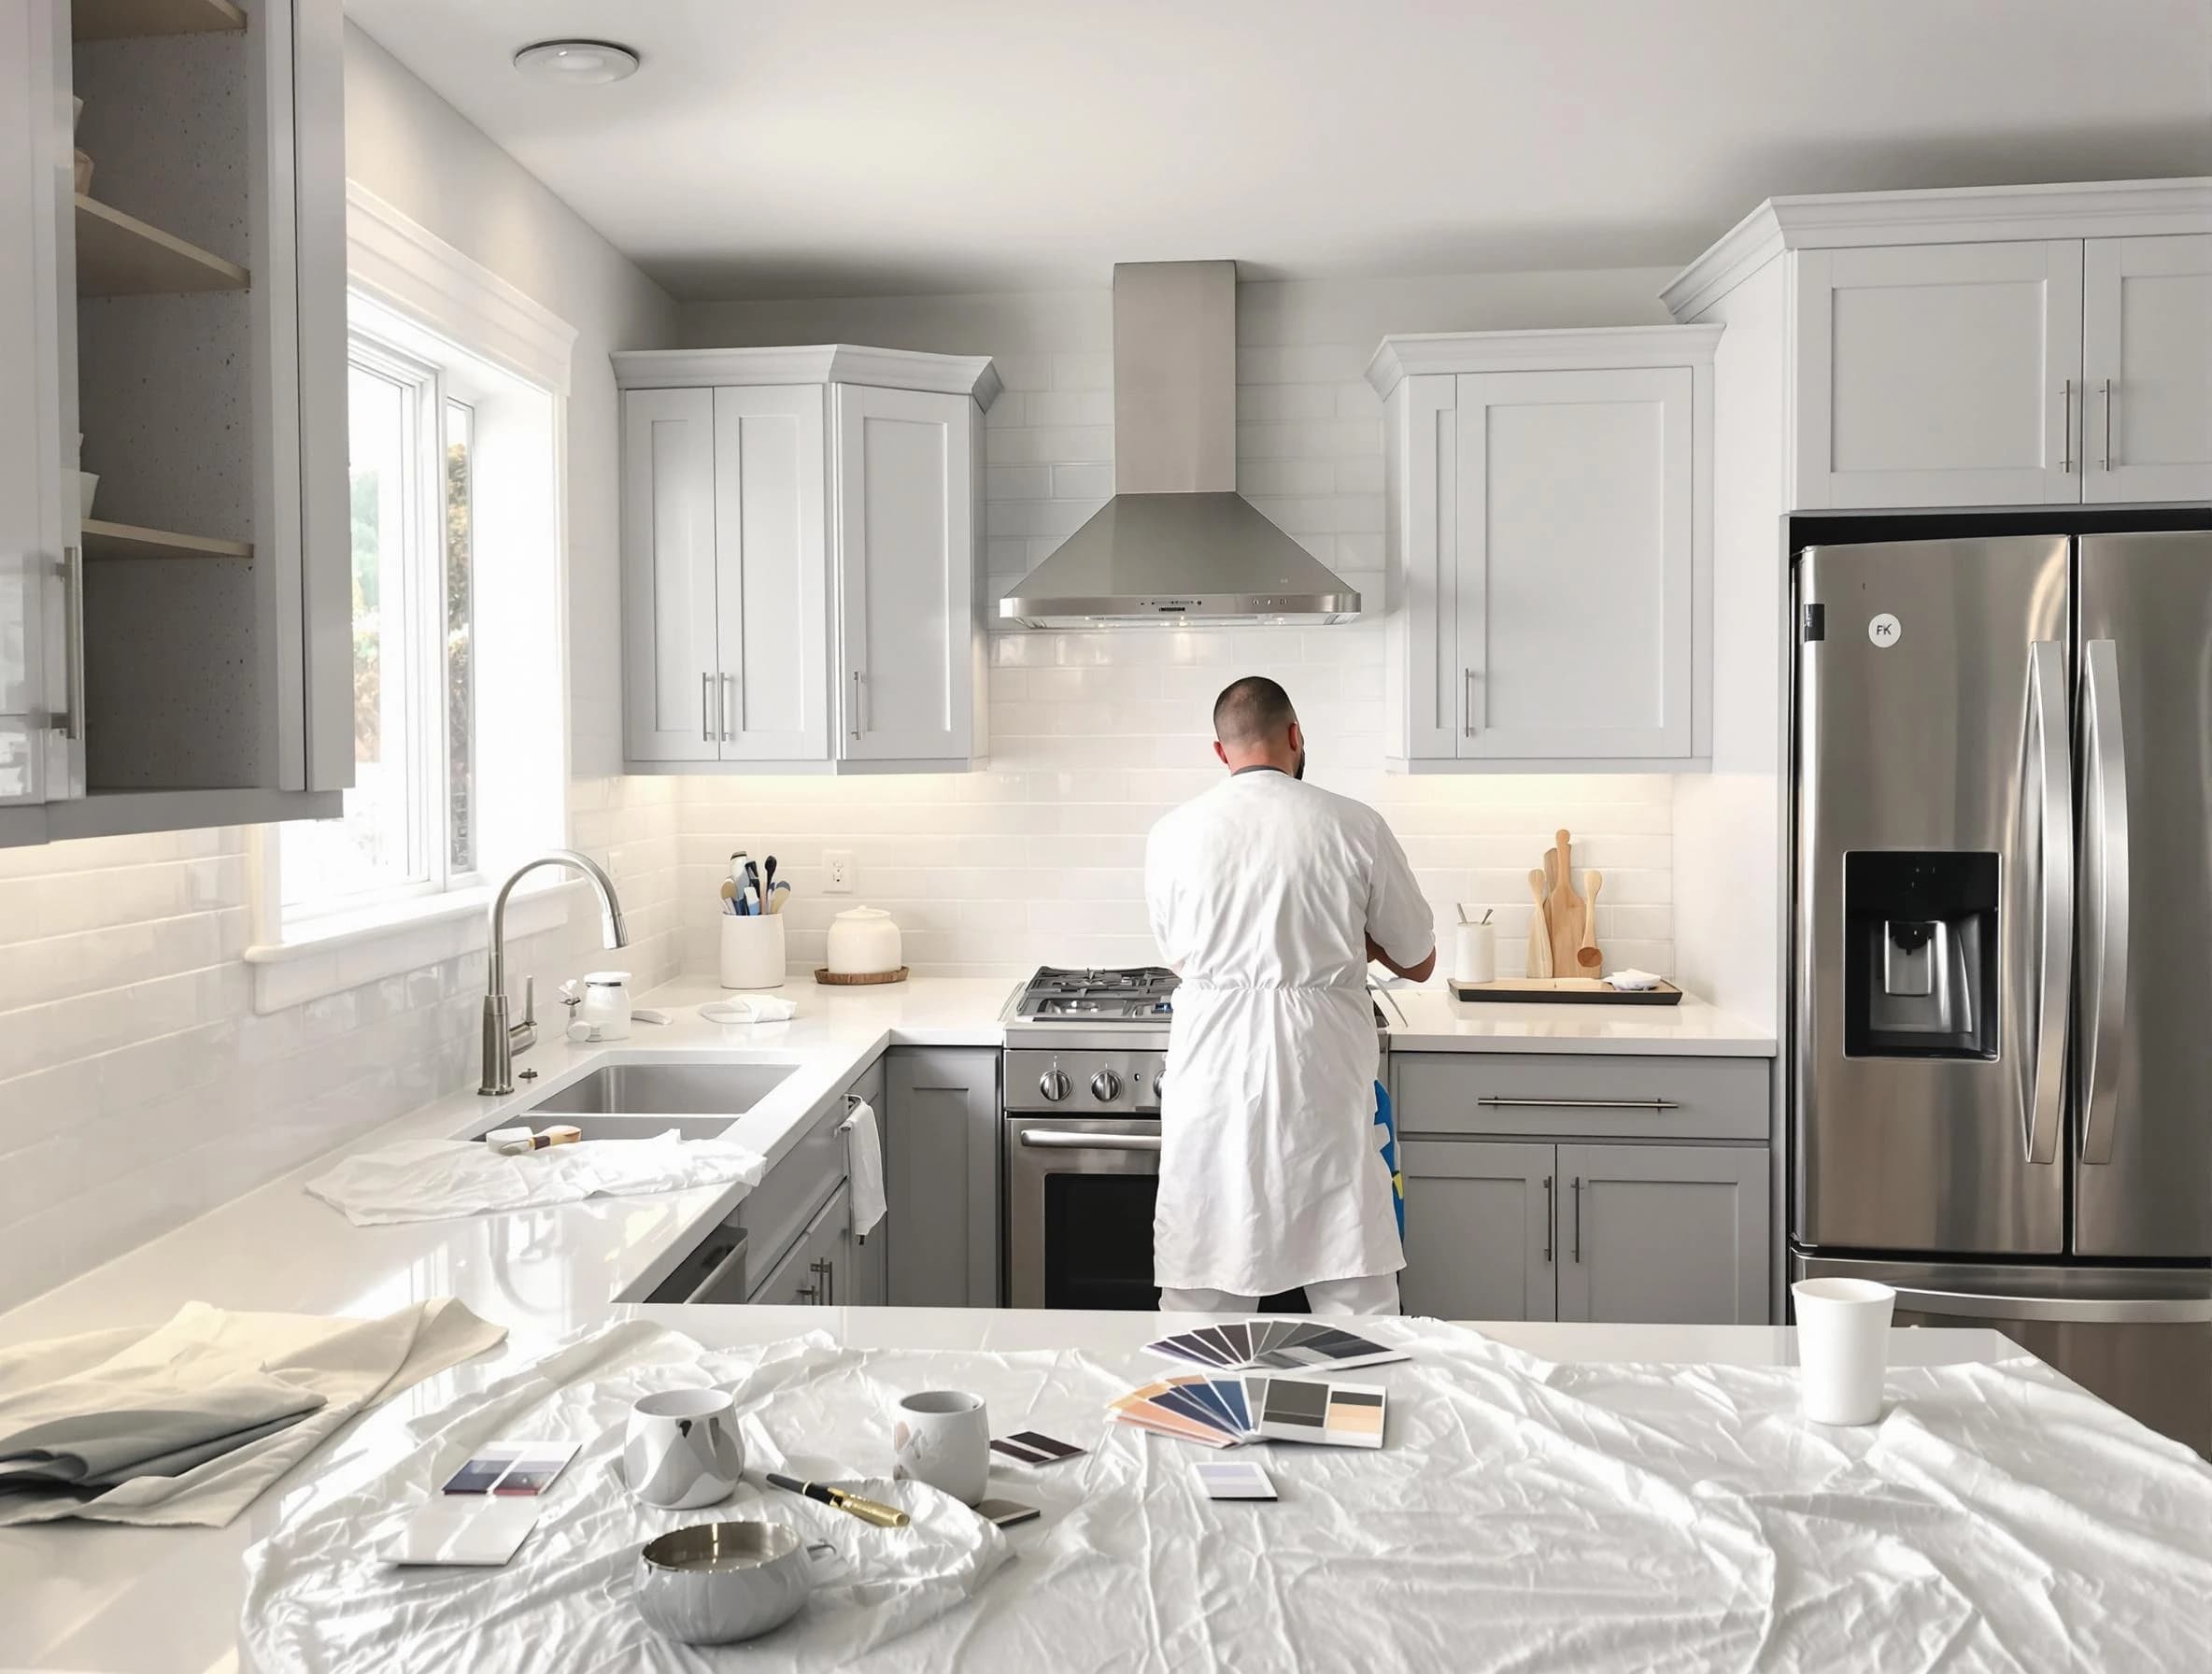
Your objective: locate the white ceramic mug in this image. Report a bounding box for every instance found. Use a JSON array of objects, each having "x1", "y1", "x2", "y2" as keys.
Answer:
[
  {"x1": 1792, "y1": 1277, "x2": 1896, "y2": 1426},
  {"x1": 625, "y1": 1388, "x2": 745, "y2": 1510},
  {"x1": 890, "y1": 1389, "x2": 987, "y2": 1506}
]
